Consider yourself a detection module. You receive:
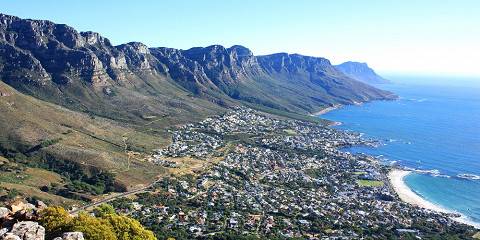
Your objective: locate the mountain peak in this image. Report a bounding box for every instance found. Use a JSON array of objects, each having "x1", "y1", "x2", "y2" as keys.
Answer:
[
  {"x1": 228, "y1": 45, "x2": 253, "y2": 56},
  {"x1": 335, "y1": 61, "x2": 389, "y2": 84}
]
